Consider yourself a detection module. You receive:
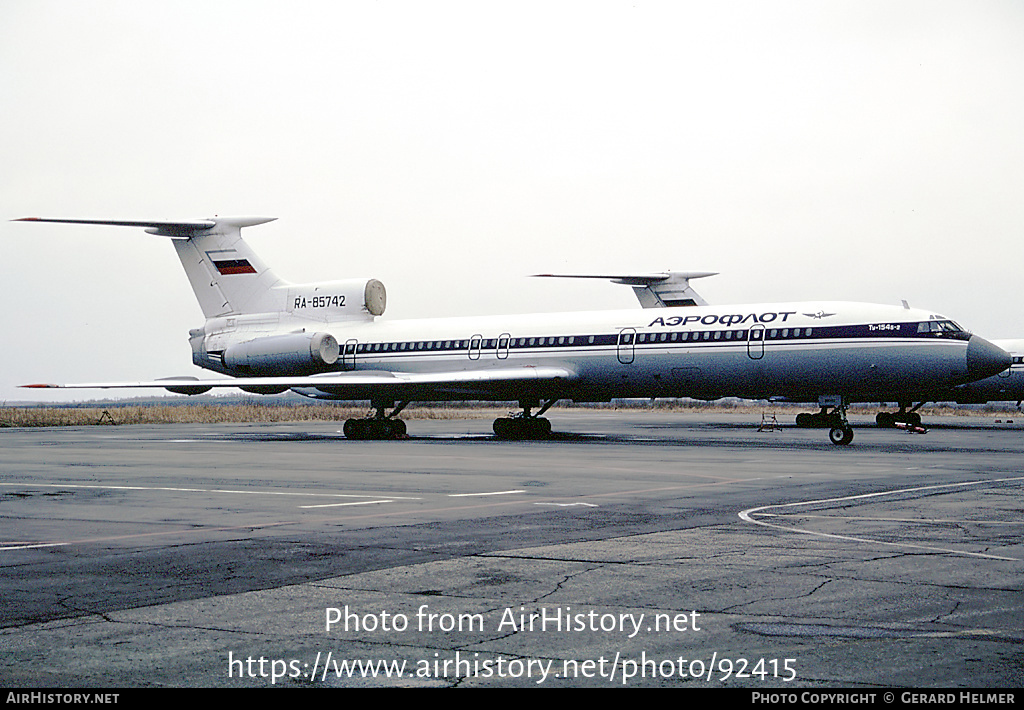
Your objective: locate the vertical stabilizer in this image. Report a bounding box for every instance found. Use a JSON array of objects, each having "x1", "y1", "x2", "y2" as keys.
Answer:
[
  {"x1": 15, "y1": 216, "x2": 286, "y2": 318},
  {"x1": 160, "y1": 217, "x2": 287, "y2": 317}
]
